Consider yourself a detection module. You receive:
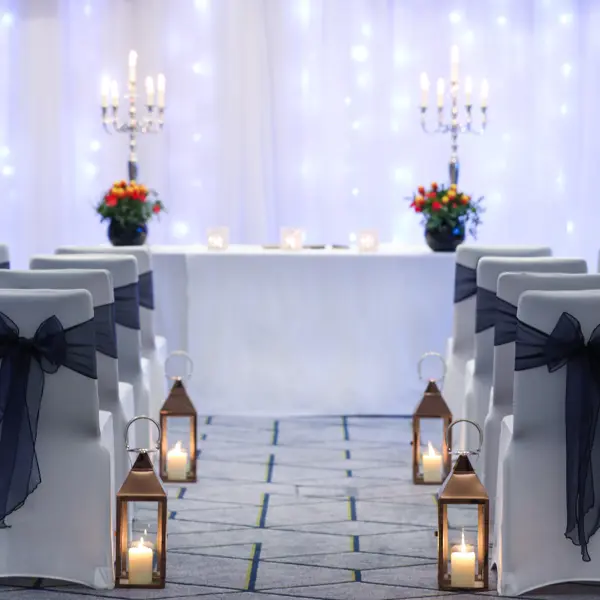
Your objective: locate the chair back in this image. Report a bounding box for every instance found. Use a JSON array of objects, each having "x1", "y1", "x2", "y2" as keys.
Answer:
[
  {"x1": 500, "y1": 290, "x2": 600, "y2": 593},
  {"x1": 55, "y1": 246, "x2": 156, "y2": 350},
  {"x1": 452, "y1": 245, "x2": 552, "y2": 357},
  {"x1": 0, "y1": 244, "x2": 9, "y2": 268}
]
